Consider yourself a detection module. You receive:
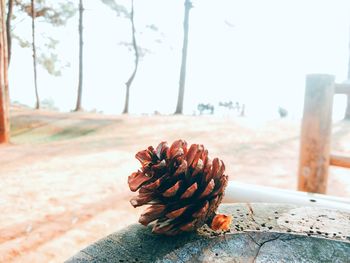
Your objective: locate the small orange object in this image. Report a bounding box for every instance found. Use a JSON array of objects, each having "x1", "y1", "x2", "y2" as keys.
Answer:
[{"x1": 211, "y1": 214, "x2": 232, "y2": 231}]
